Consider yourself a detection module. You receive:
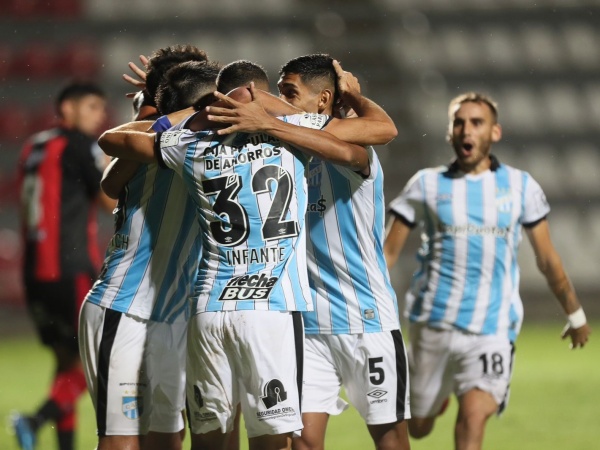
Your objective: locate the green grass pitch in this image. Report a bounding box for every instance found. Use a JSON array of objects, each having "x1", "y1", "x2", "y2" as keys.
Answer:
[{"x1": 1, "y1": 322, "x2": 597, "y2": 449}]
